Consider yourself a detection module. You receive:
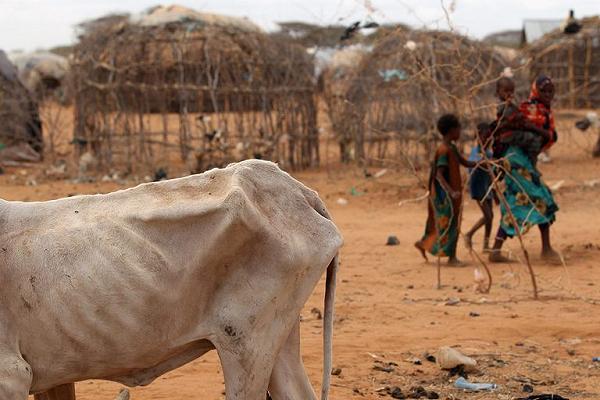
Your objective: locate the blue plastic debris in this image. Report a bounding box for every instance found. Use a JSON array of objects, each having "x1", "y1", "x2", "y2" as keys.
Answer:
[
  {"x1": 454, "y1": 377, "x2": 497, "y2": 391},
  {"x1": 378, "y1": 69, "x2": 408, "y2": 82}
]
